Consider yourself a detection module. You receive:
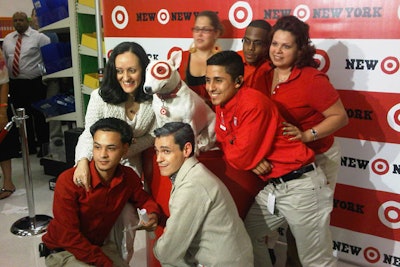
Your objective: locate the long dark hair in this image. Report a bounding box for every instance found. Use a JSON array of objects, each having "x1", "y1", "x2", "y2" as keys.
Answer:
[
  {"x1": 268, "y1": 15, "x2": 318, "y2": 68},
  {"x1": 100, "y1": 42, "x2": 151, "y2": 104}
]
